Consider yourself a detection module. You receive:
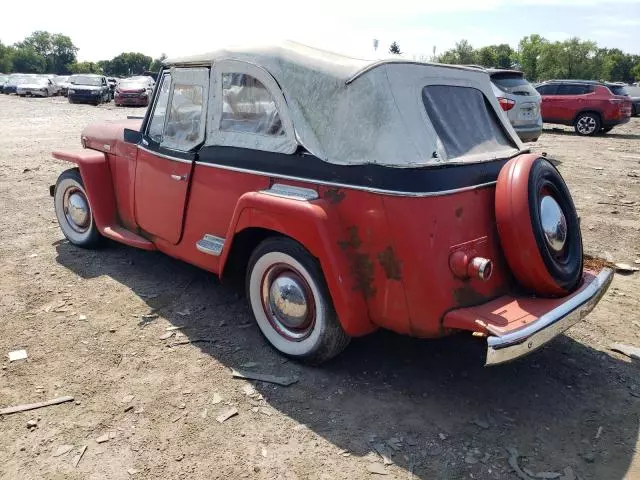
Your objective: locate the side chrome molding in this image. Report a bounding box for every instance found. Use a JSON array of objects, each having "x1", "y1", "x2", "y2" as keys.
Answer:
[
  {"x1": 196, "y1": 234, "x2": 225, "y2": 256},
  {"x1": 261, "y1": 183, "x2": 319, "y2": 201}
]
